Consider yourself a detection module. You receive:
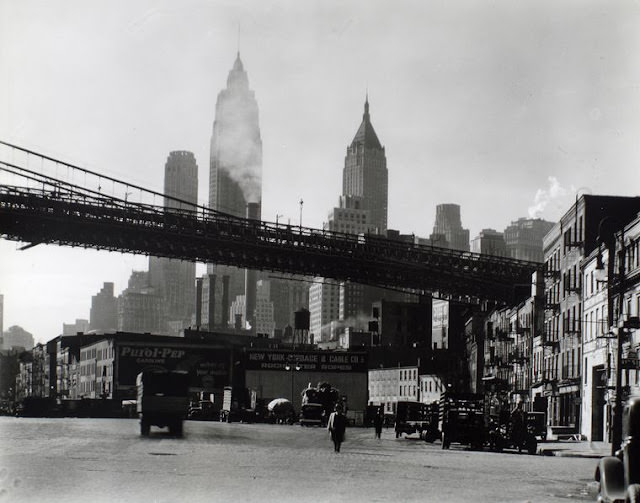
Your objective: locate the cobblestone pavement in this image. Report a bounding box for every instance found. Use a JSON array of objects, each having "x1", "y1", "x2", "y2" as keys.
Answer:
[{"x1": 0, "y1": 417, "x2": 601, "y2": 503}]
